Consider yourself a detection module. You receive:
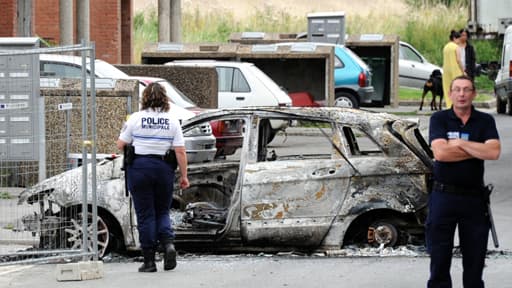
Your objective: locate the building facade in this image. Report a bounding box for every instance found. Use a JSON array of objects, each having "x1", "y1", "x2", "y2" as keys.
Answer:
[{"x1": 0, "y1": 0, "x2": 133, "y2": 64}]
